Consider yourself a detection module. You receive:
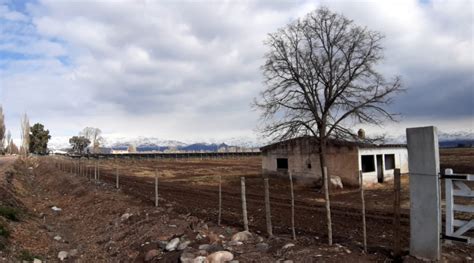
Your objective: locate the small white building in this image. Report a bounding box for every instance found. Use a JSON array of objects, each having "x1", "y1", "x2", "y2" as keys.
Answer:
[{"x1": 261, "y1": 137, "x2": 409, "y2": 186}]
